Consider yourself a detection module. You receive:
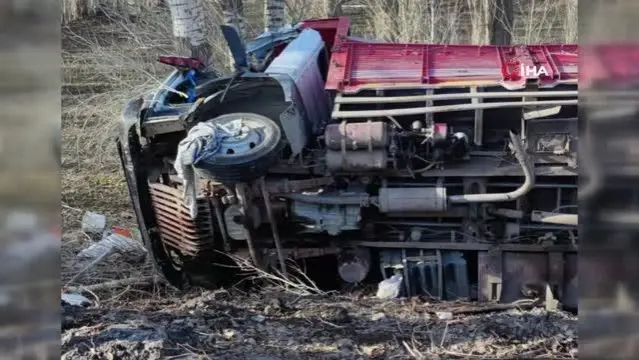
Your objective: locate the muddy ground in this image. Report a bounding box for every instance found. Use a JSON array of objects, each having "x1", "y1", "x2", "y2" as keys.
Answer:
[{"x1": 61, "y1": 273, "x2": 577, "y2": 359}]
